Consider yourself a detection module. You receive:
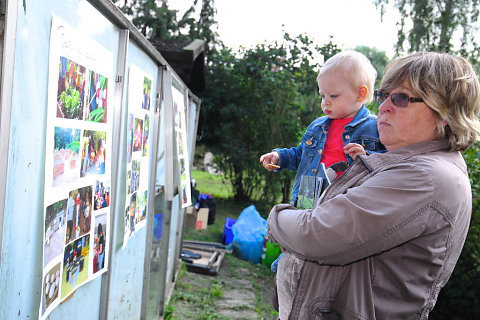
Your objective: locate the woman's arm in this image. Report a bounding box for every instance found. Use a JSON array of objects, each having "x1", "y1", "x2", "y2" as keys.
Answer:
[{"x1": 268, "y1": 163, "x2": 435, "y2": 265}]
